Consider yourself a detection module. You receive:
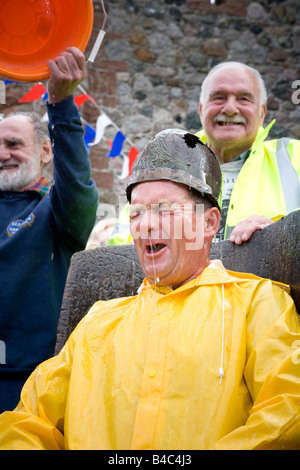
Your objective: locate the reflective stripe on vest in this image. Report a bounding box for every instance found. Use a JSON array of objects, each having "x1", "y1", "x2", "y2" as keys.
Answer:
[
  {"x1": 107, "y1": 203, "x2": 132, "y2": 245},
  {"x1": 224, "y1": 138, "x2": 300, "y2": 239},
  {"x1": 276, "y1": 138, "x2": 300, "y2": 213},
  {"x1": 107, "y1": 222, "x2": 132, "y2": 245}
]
